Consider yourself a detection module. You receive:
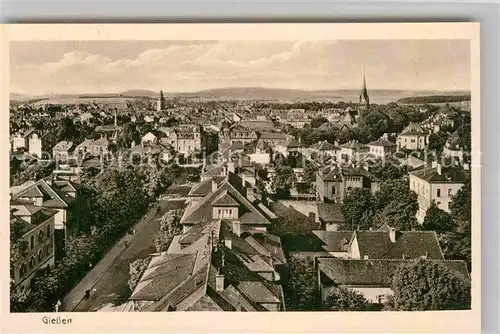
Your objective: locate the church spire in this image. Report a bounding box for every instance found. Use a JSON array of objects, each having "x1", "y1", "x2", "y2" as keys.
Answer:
[{"x1": 360, "y1": 74, "x2": 370, "y2": 109}]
